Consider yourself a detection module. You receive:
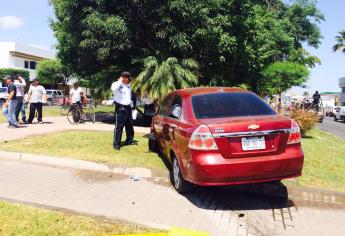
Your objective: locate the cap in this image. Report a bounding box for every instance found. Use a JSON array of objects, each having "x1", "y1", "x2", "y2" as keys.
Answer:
[
  {"x1": 121, "y1": 71, "x2": 132, "y2": 78},
  {"x1": 4, "y1": 75, "x2": 11, "y2": 80}
]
